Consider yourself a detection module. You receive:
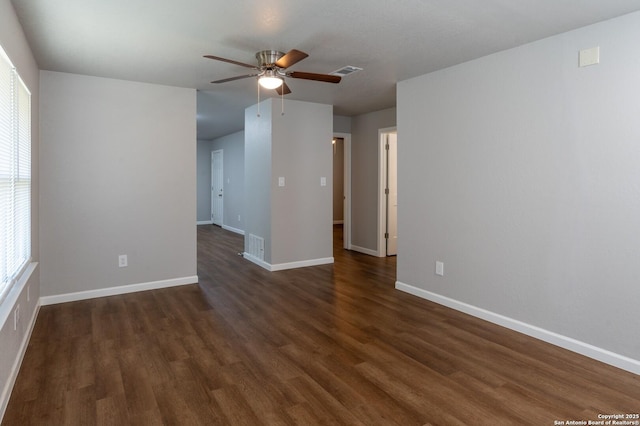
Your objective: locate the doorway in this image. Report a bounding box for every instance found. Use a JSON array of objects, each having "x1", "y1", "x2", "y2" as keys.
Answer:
[
  {"x1": 211, "y1": 149, "x2": 223, "y2": 226},
  {"x1": 378, "y1": 128, "x2": 397, "y2": 257},
  {"x1": 333, "y1": 132, "x2": 351, "y2": 250}
]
